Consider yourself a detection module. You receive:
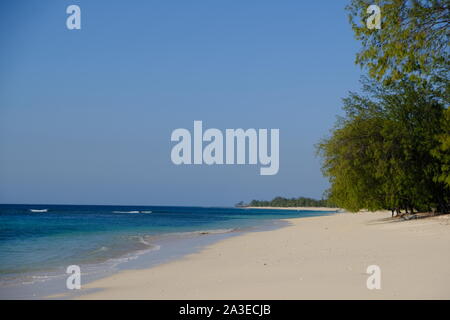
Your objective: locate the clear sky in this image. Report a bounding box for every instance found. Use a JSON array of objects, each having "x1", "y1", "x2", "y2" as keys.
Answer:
[{"x1": 0, "y1": 1, "x2": 362, "y2": 206}]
